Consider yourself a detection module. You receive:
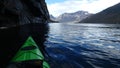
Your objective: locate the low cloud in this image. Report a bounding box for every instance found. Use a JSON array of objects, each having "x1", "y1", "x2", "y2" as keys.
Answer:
[{"x1": 47, "y1": 0, "x2": 120, "y2": 17}]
